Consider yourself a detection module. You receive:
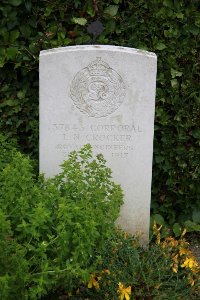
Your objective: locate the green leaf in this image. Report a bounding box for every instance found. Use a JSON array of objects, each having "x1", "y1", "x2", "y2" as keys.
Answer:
[
  {"x1": 0, "y1": 99, "x2": 16, "y2": 107},
  {"x1": 6, "y1": 47, "x2": 18, "y2": 59},
  {"x1": 155, "y1": 155, "x2": 165, "y2": 163},
  {"x1": 152, "y1": 214, "x2": 165, "y2": 226},
  {"x1": 9, "y1": 0, "x2": 23, "y2": 6},
  {"x1": 29, "y1": 43, "x2": 37, "y2": 53},
  {"x1": 24, "y1": 0, "x2": 32, "y2": 12},
  {"x1": 163, "y1": 0, "x2": 173, "y2": 8},
  {"x1": 0, "y1": 48, "x2": 6, "y2": 68},
  {"x1": 173, "y1": 223, "x2": 182, "y2": 237},
  {"x1": 104, "y1": 5, "x2": 119, "y2": 17},
  {"x1": 44, "y1": 6, "x2": 53, "y2": 17},
  {"x1": 106, "y1": 20, "x2": 116, "y2": 33},
  {"x1": 72, "y1": 17, "x2": 87, "y2": 26},
  {"x1": 192, "y1": 210, "x2": 200, "y2": 223},
  {"x1": 155, "y1": 42, "x2": 167, "y2": 50},
  {"x1": 171, "y1": 79, "x2": 178, "y2": 88},
  {"x1": 3, "y1": 32, "x2": 9, "y2": 43},
  {"x1": 10, "y1": 30, "x2": 20, "y2": 43},
  {"x1": 20, "y1": 25, "x2": 31, "y2": 38},
  {"x1": 0, "y1": 48, "x2": 6, "y2": 56},
  {"x1": 176, "y1": 12, "x2": 184, "y2": 19},
  {"x1": 17, "y1": 91, "x2": 25, "y2": 99},
  {"x1": 14, "y1": 62, "x2": 22, "y2": 69},
  {"x1": 191, "y1": 129, "x2": 200, "y2": 140},
  {"x1": 184, "y1": 220, "x2": 200, "y2": 232},
  {"x1": 63, "y1": 38, "x2": 72, "y2": 45},
  {"x1": 171, "y1": 68, "x2": 183, "y2": 78},
  {"x1": 87, "y1": 6, "x2": 95, "y2": 17},
  {"x1": 0, "y1": 58, "x2": 5, "y2": 68},
  {"x1": 28, "y1": 17, "x2": 37, "y2": 28},
  {"x1": 195, "y1": 16, "x2": 200, "y2": 27},
  {"x1": 74, "y1": 0, "x2": 81, "y2": 8}
]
